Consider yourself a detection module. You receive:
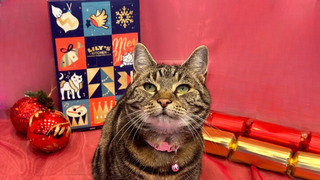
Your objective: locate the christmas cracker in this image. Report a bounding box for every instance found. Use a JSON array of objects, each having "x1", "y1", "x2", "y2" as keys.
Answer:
[{"x1": 203, "y1": 111, "x2": 320, "y2": 179}]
